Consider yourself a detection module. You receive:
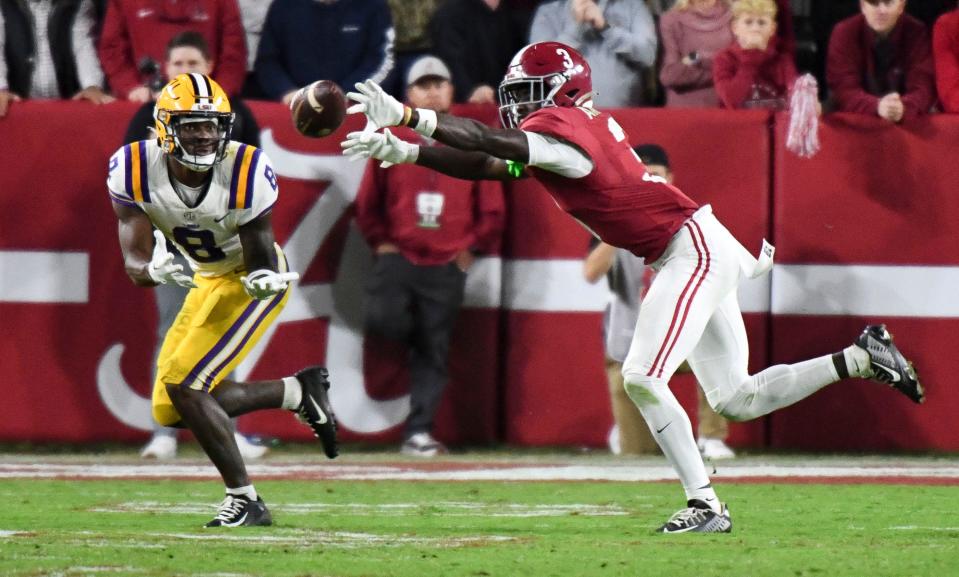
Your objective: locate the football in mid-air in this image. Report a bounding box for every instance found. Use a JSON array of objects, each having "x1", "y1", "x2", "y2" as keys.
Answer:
[{"x1": 290, "y1": 80, "x2": 346, "y2": 138}]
